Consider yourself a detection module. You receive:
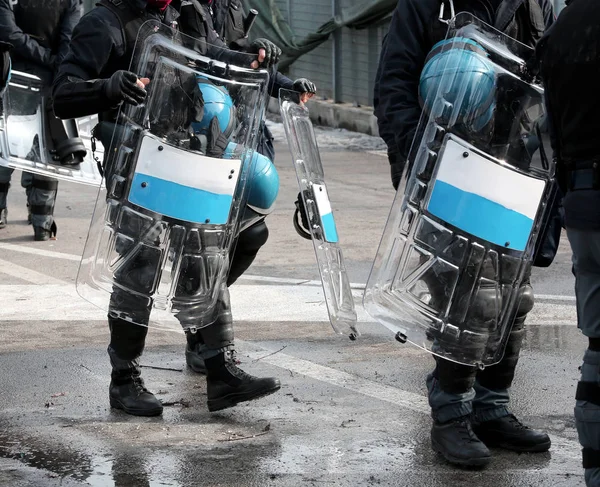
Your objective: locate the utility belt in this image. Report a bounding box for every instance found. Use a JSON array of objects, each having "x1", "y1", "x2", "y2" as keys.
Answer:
[{"x1": 563, "y1": 160, "x2": 600, "y2": 191}]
